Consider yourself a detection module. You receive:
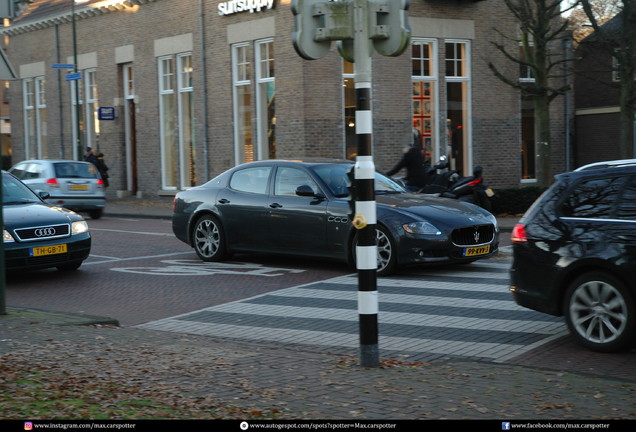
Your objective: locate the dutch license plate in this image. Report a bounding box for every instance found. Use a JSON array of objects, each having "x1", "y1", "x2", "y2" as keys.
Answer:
[
  {"x1": 463, "y1": 245, "x2": 491, "y2": 257},
  {"x1": 30, "y1": 244, "x2": 68, "y2": 257},
  {"x1": 70, "y1": 184, "x2": 89, "y2": 191}
]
